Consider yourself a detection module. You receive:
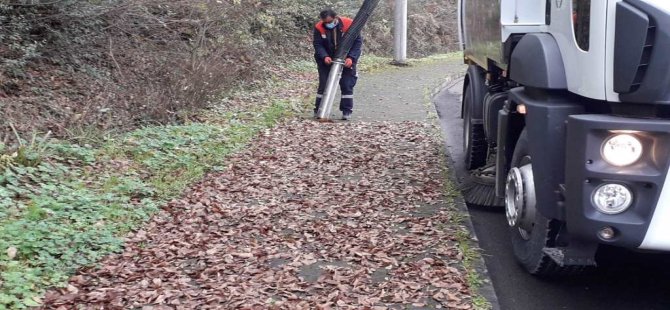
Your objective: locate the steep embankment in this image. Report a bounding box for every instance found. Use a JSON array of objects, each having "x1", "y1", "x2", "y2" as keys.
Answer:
[{"x1": 0, "y1": 0, "x2": 458, "y2": 138}]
